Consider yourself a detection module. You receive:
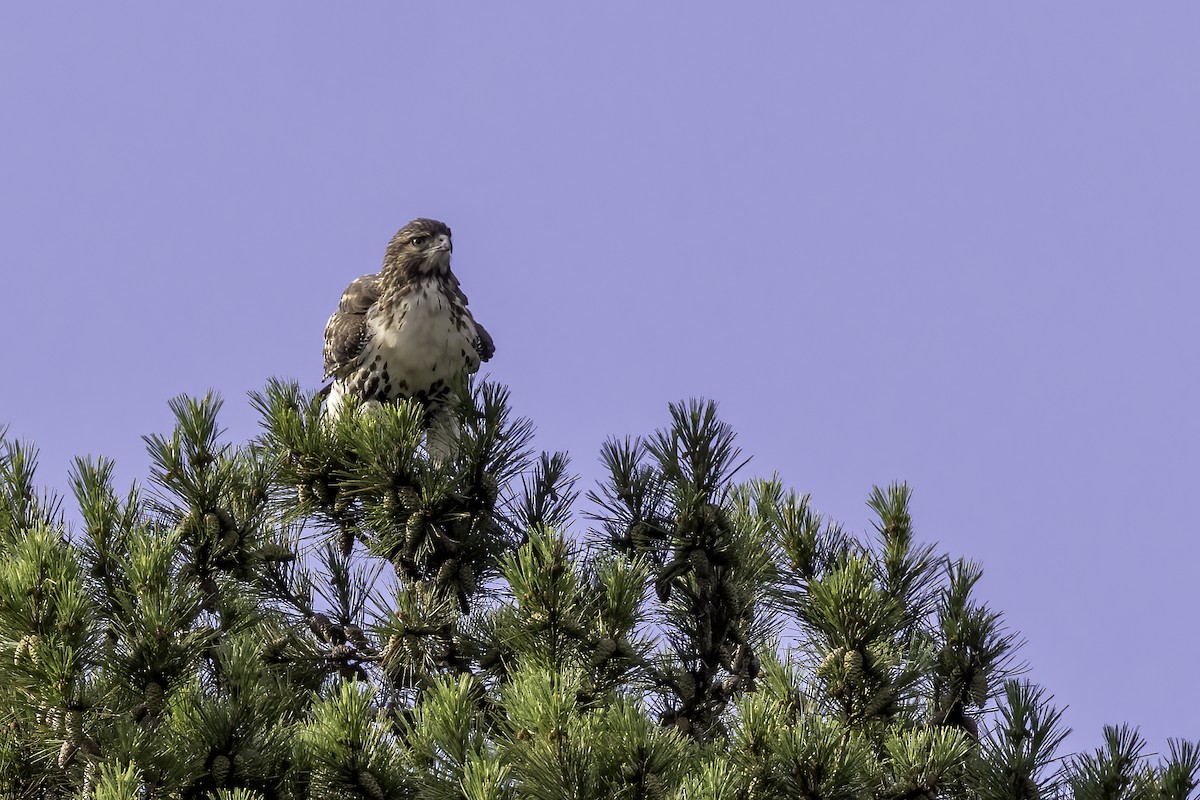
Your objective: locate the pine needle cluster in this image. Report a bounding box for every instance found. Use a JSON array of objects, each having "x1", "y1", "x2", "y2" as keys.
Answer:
[{"x1": 0, "y1": 387, "x2": 1194, "y2": 800}]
